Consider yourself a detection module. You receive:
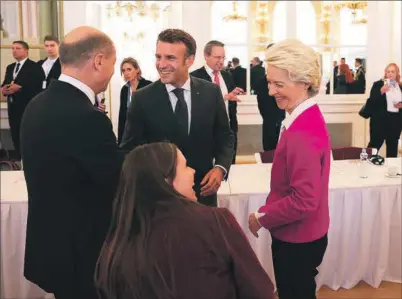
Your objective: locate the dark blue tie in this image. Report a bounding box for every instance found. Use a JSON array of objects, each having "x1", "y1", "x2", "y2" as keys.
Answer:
[{"x1": 172, "y1": 88, "x2": 188, "y2": 136}]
